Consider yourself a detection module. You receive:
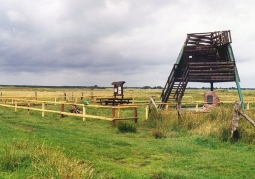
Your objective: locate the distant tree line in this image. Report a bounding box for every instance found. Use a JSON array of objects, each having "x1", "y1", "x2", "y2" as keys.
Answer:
[{"x1": 0, "y1": 85, "x2": 254, "y2": 90}]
